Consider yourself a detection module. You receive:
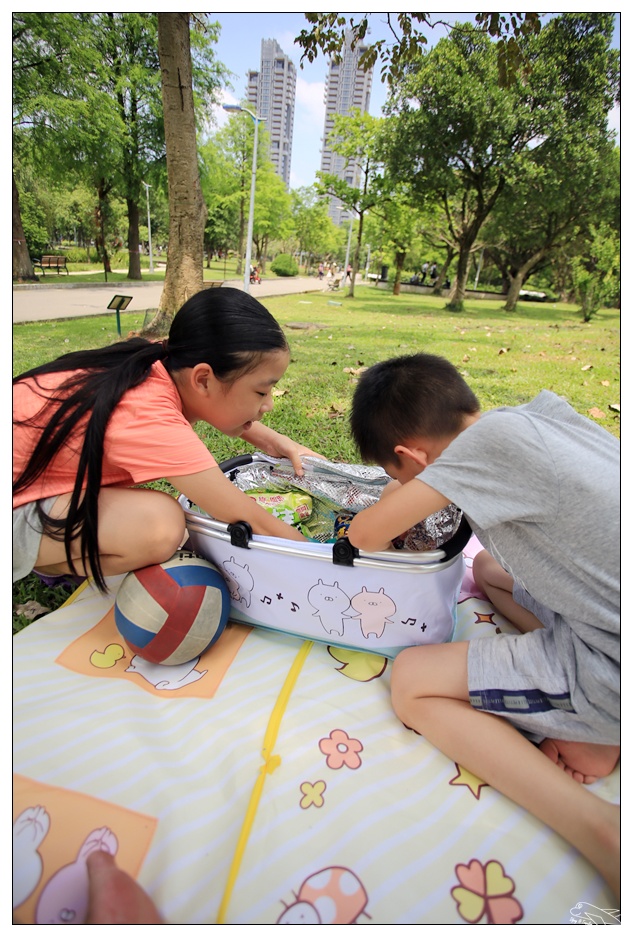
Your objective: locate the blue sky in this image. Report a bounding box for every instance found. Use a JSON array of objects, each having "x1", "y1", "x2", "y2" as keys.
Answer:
[{"x1": 209, "y1": 12, "x2": 620, "y2": 191}]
